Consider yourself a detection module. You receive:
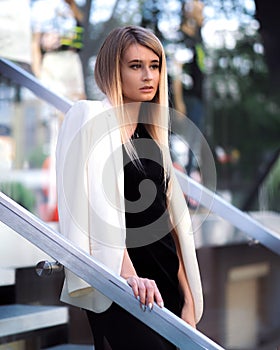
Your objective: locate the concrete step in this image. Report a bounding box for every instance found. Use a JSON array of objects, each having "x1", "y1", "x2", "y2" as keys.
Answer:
[
  {"x1": 0, "y1": 304, "x2": 68, "y2": 338},
  {"x1": 44, "y1": 345, "x2": 94, "y2": 350},
  {"x1": 0, "y1": 268, "x2": 15, "y2": 286}
]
